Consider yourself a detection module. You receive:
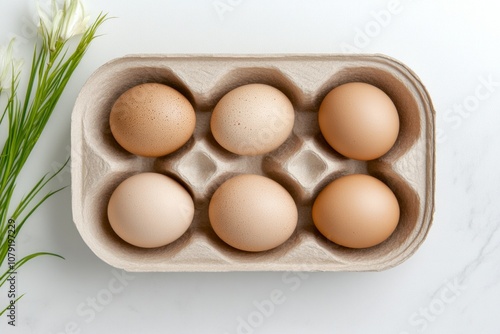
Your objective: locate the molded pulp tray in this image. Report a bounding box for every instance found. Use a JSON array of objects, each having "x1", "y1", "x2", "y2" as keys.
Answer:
[{"x1": 71, "y1": 54, "x2": 435, "y2": 272}]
